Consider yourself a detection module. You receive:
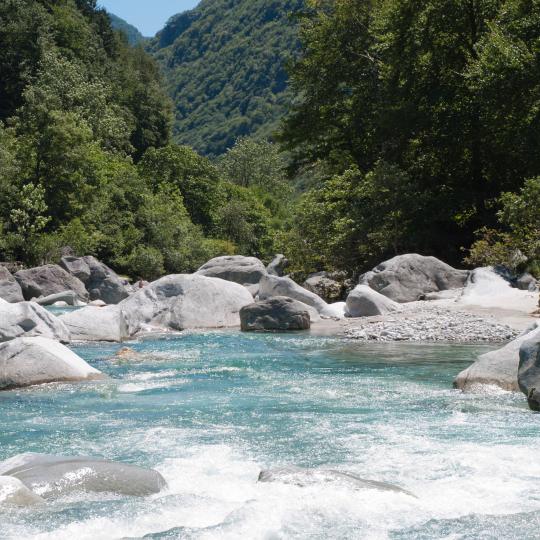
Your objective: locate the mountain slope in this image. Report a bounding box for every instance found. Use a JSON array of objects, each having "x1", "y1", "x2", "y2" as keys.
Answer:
[
  {"x1": 109, "y1": 13, "x2": 146, "y2": 46},
  {"x1": 150, "y1": 0, "x2": 303, "y2": 156}
]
